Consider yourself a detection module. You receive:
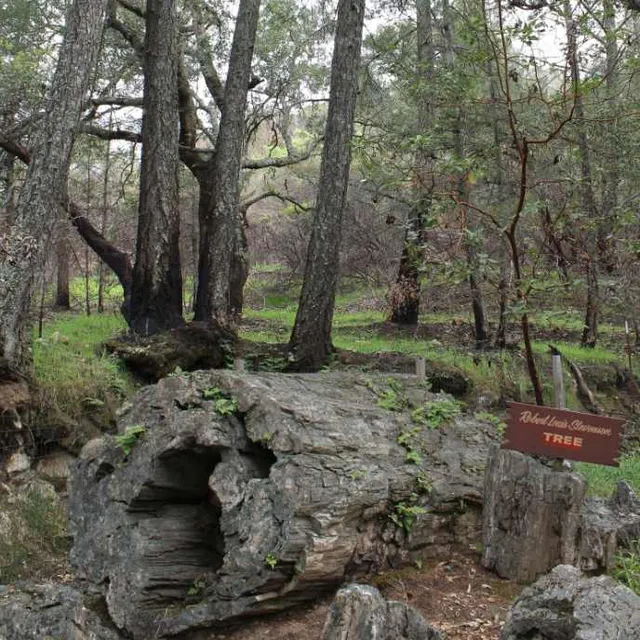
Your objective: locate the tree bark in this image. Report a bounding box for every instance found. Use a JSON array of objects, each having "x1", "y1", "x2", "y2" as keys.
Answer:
[
  {"x1": 565, "y1": 3, "x2": 600, "y2": 348},
  {"x1": 442, "y1": 0, "x2": 487, "y2": 348},
  {"x1": 128, "y1": 0, "x2": 184, "y2": 335},
  {"x1": 389, "y1": 0, "x2": 433, "y2": 326},
  {"x1": 193, "y1": 0, "x2": 261, "y2": 326},
  {"x1": 55, "y1": 225, "x2": 71, "y2": 309},
  {"x1": 0, "y1": 151, "x2": 15, "y2": 232},
  {"x1": 0, "y1": 0, "x2": 109, "y2": 370},
  {"x1": 598, "y1": 0, "x2": 619, "y2": 274},
  {"x1": 289, "y1": 0, "x2": 366, "y2": 370}
]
